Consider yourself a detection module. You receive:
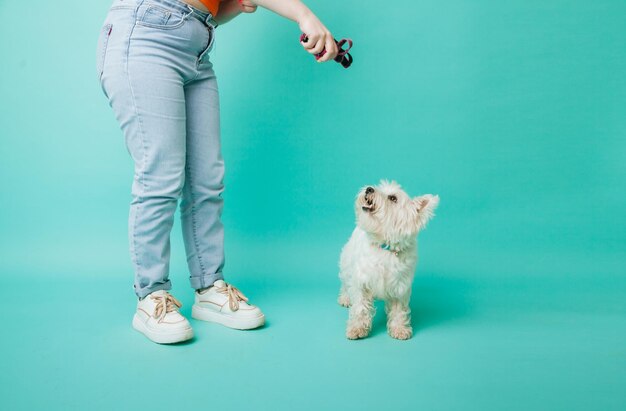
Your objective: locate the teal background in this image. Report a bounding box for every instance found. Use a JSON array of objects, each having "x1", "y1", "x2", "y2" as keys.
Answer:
[{"x1": 1, "y1": 0, "x2": 625, "y2": 409}]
